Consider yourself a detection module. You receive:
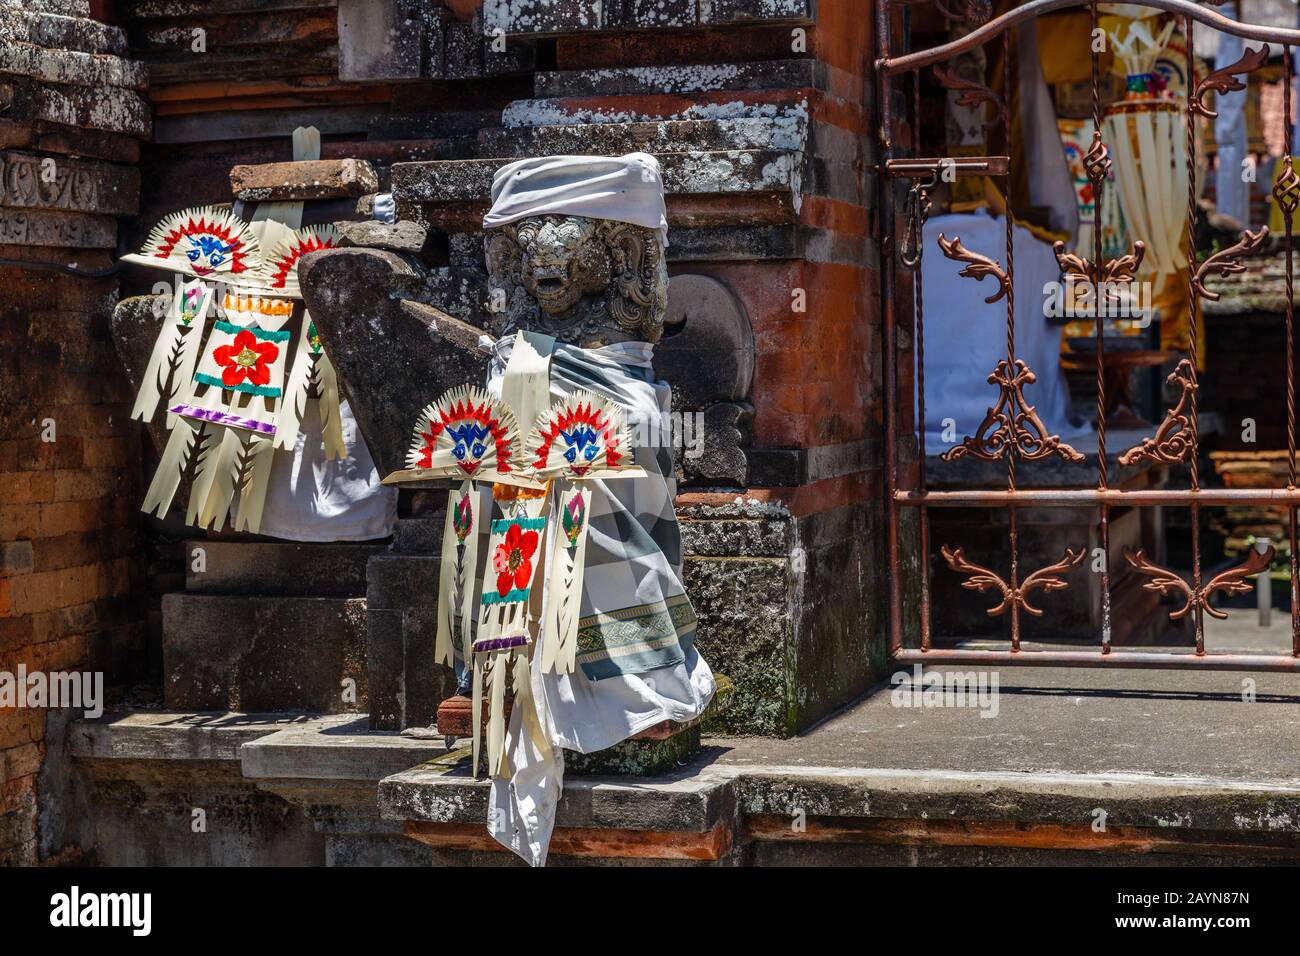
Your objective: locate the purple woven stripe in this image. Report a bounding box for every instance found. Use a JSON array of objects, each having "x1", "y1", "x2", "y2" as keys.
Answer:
[
  {"x1": 170, "y1": 403, "x2": 276, "y2": 435},
  {"x1": 472, "y1": 635, "x2": 530, "y2": 653}
]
